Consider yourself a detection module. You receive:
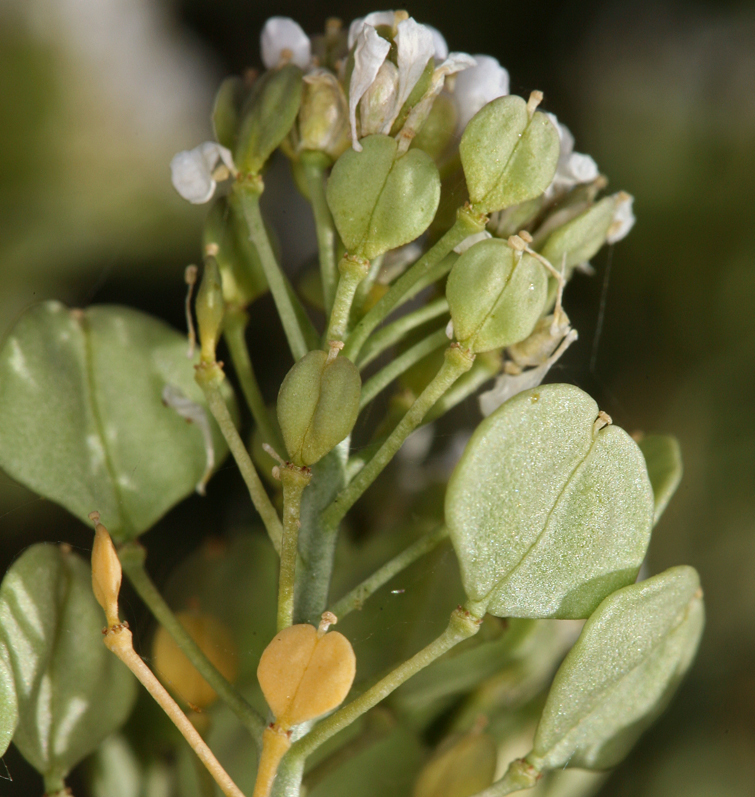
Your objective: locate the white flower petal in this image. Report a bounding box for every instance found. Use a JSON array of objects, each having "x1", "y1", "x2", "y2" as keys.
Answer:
[
  {"x1": 260, "y1": 17, "x2": 311, "y2": 70},
  {"x1": 453, "y1": 54, "x2": 510, "y2": 129},
  {"x1": 607, "y1": 193, "x2": 636, "y2": 243},
  {"x1": 425, "y1": 24, "x2": 449, "y2": 61},
  {"x1": 479, "y1": 365, "x2": 552, "y2": 416},
  {"x1": 349, "y1": 25, "x2": 391, "y2": 150},
  {"x1": 453, "y1": 230, "x2": 492, "y2": 254},
  {"x1": 360, "y1": 60, "x2": 399, "y2": 136},
  {"x1": 566, "y1": 151, "x2": 599, "y2": 183},
  {"x1": 348, "y1": 11, "x2": 397, "y2": 49},
  {"x1": 436, "y1": 52, "x2": 477, "y2": 77},
  {"x1": 546, "y1": 112, "x2": 575, "y2": 161},
  {"x1": 171, "y1": 141, "x2": 235, "y2": 204},
  {"x1": 384, "y1": 18, "x2": 435, "y2": 132}
]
